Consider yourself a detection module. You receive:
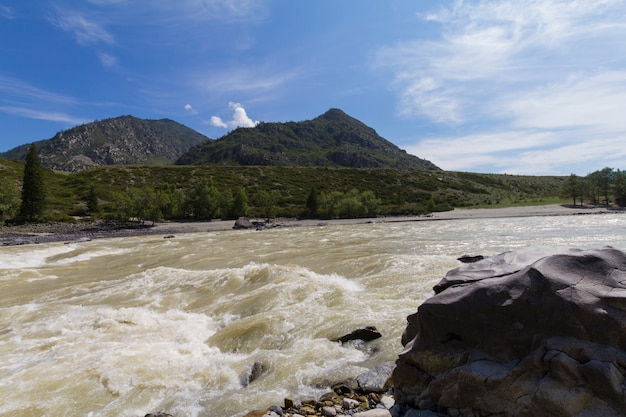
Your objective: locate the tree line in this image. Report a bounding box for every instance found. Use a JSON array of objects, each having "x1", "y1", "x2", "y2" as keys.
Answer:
[
  {"x1": 0, "y1": 144, "x2": 387, "y2": 226},
  {"x1": 561, "y1": 167, "x2": 626, "y2": 207}
]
